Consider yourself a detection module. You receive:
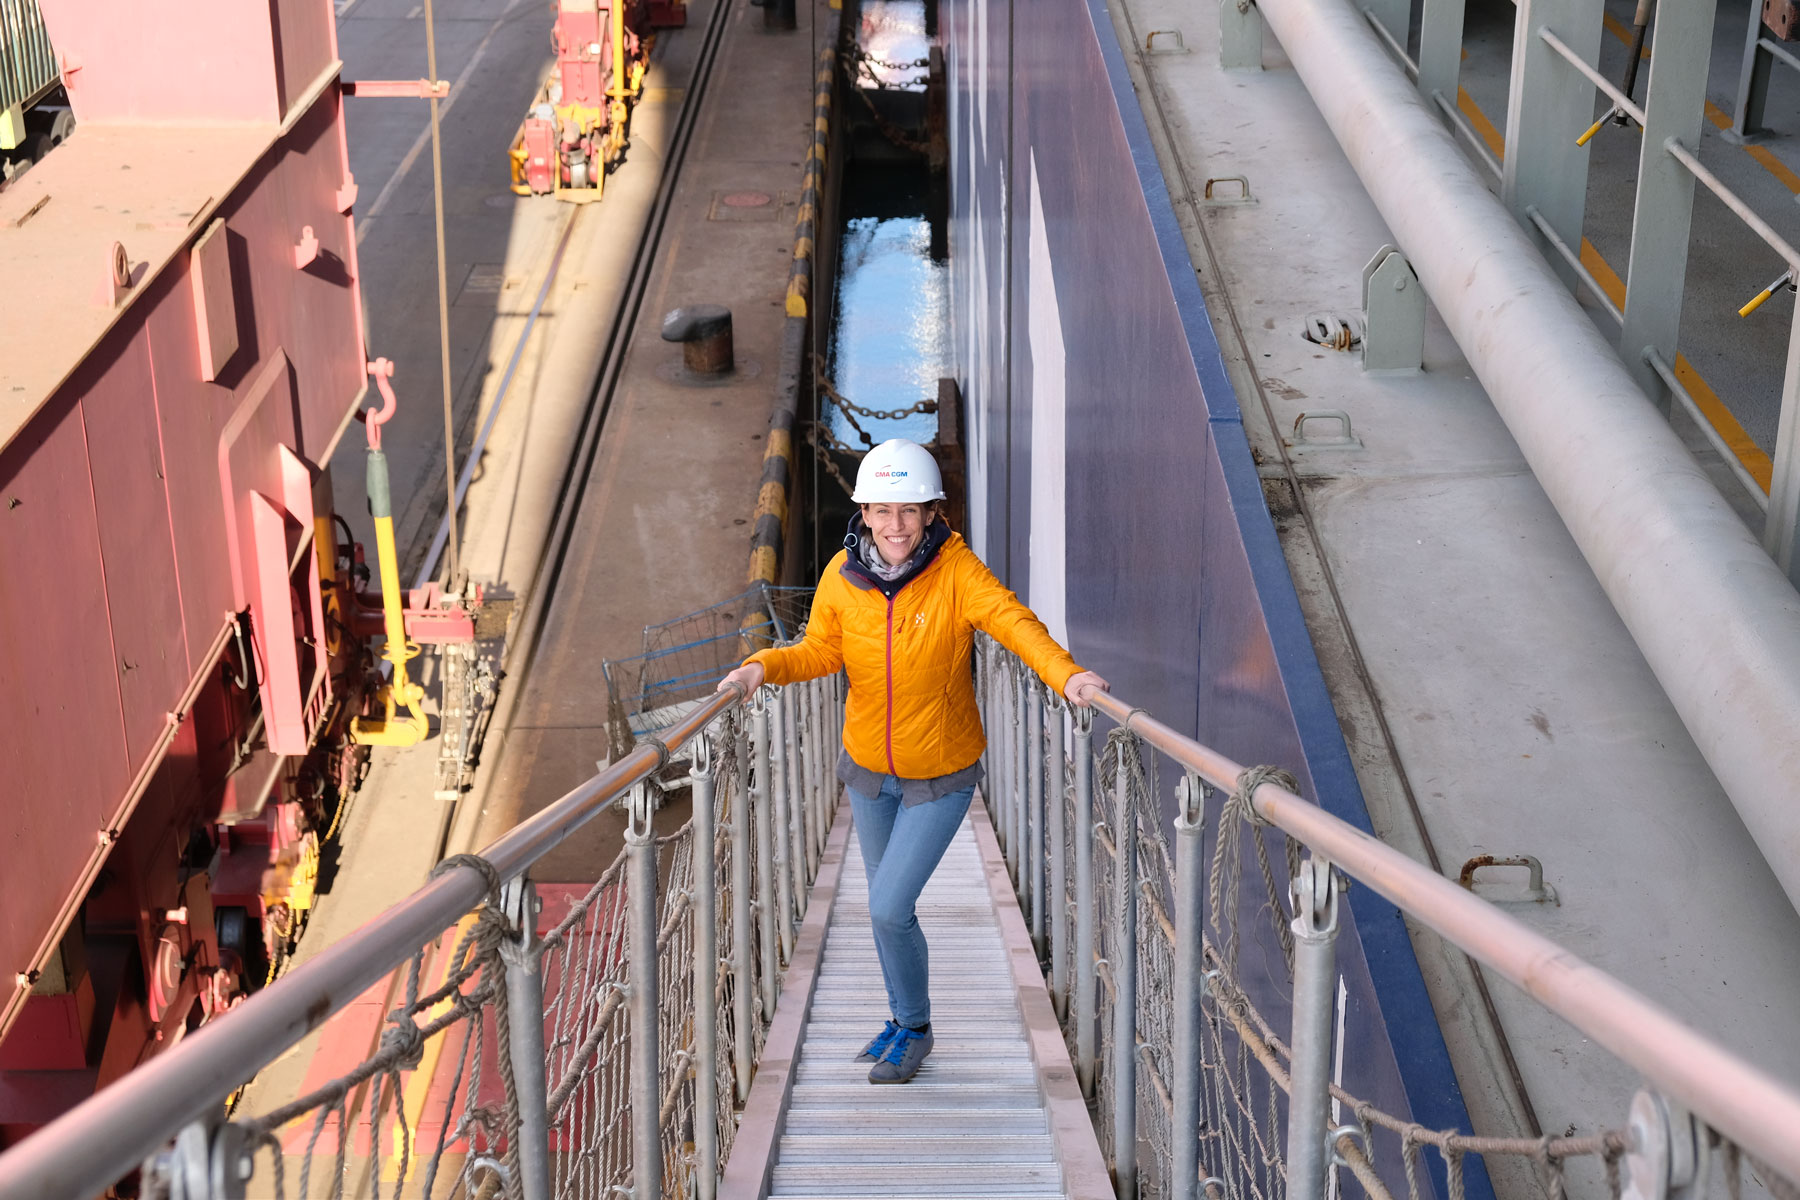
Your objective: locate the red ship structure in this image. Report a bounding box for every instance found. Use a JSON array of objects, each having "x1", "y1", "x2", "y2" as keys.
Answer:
[{"x1": 0, "y1": 0, "x2": 485, "y2": 1146}]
